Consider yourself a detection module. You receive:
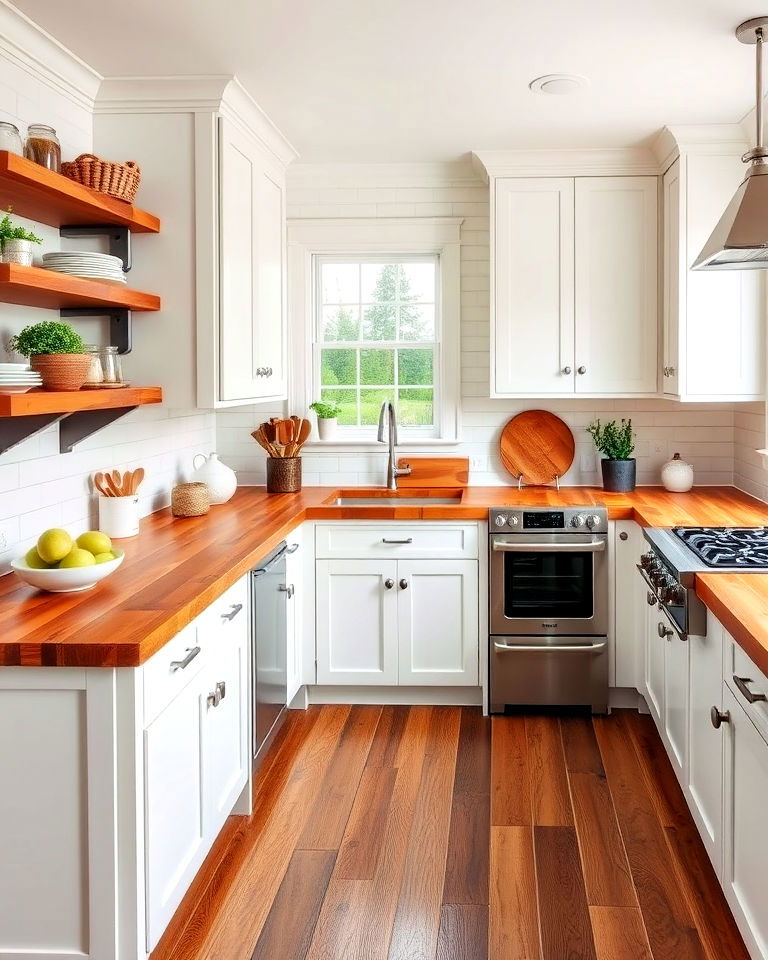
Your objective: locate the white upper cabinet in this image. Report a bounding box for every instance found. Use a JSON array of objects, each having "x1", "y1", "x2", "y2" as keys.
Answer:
[
  {"x1": 490, "y1": 174, "x2": 658, "y2": 398},
  {"x1": 661, "y1": 145, "x2": 765, "y2": 401}
]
